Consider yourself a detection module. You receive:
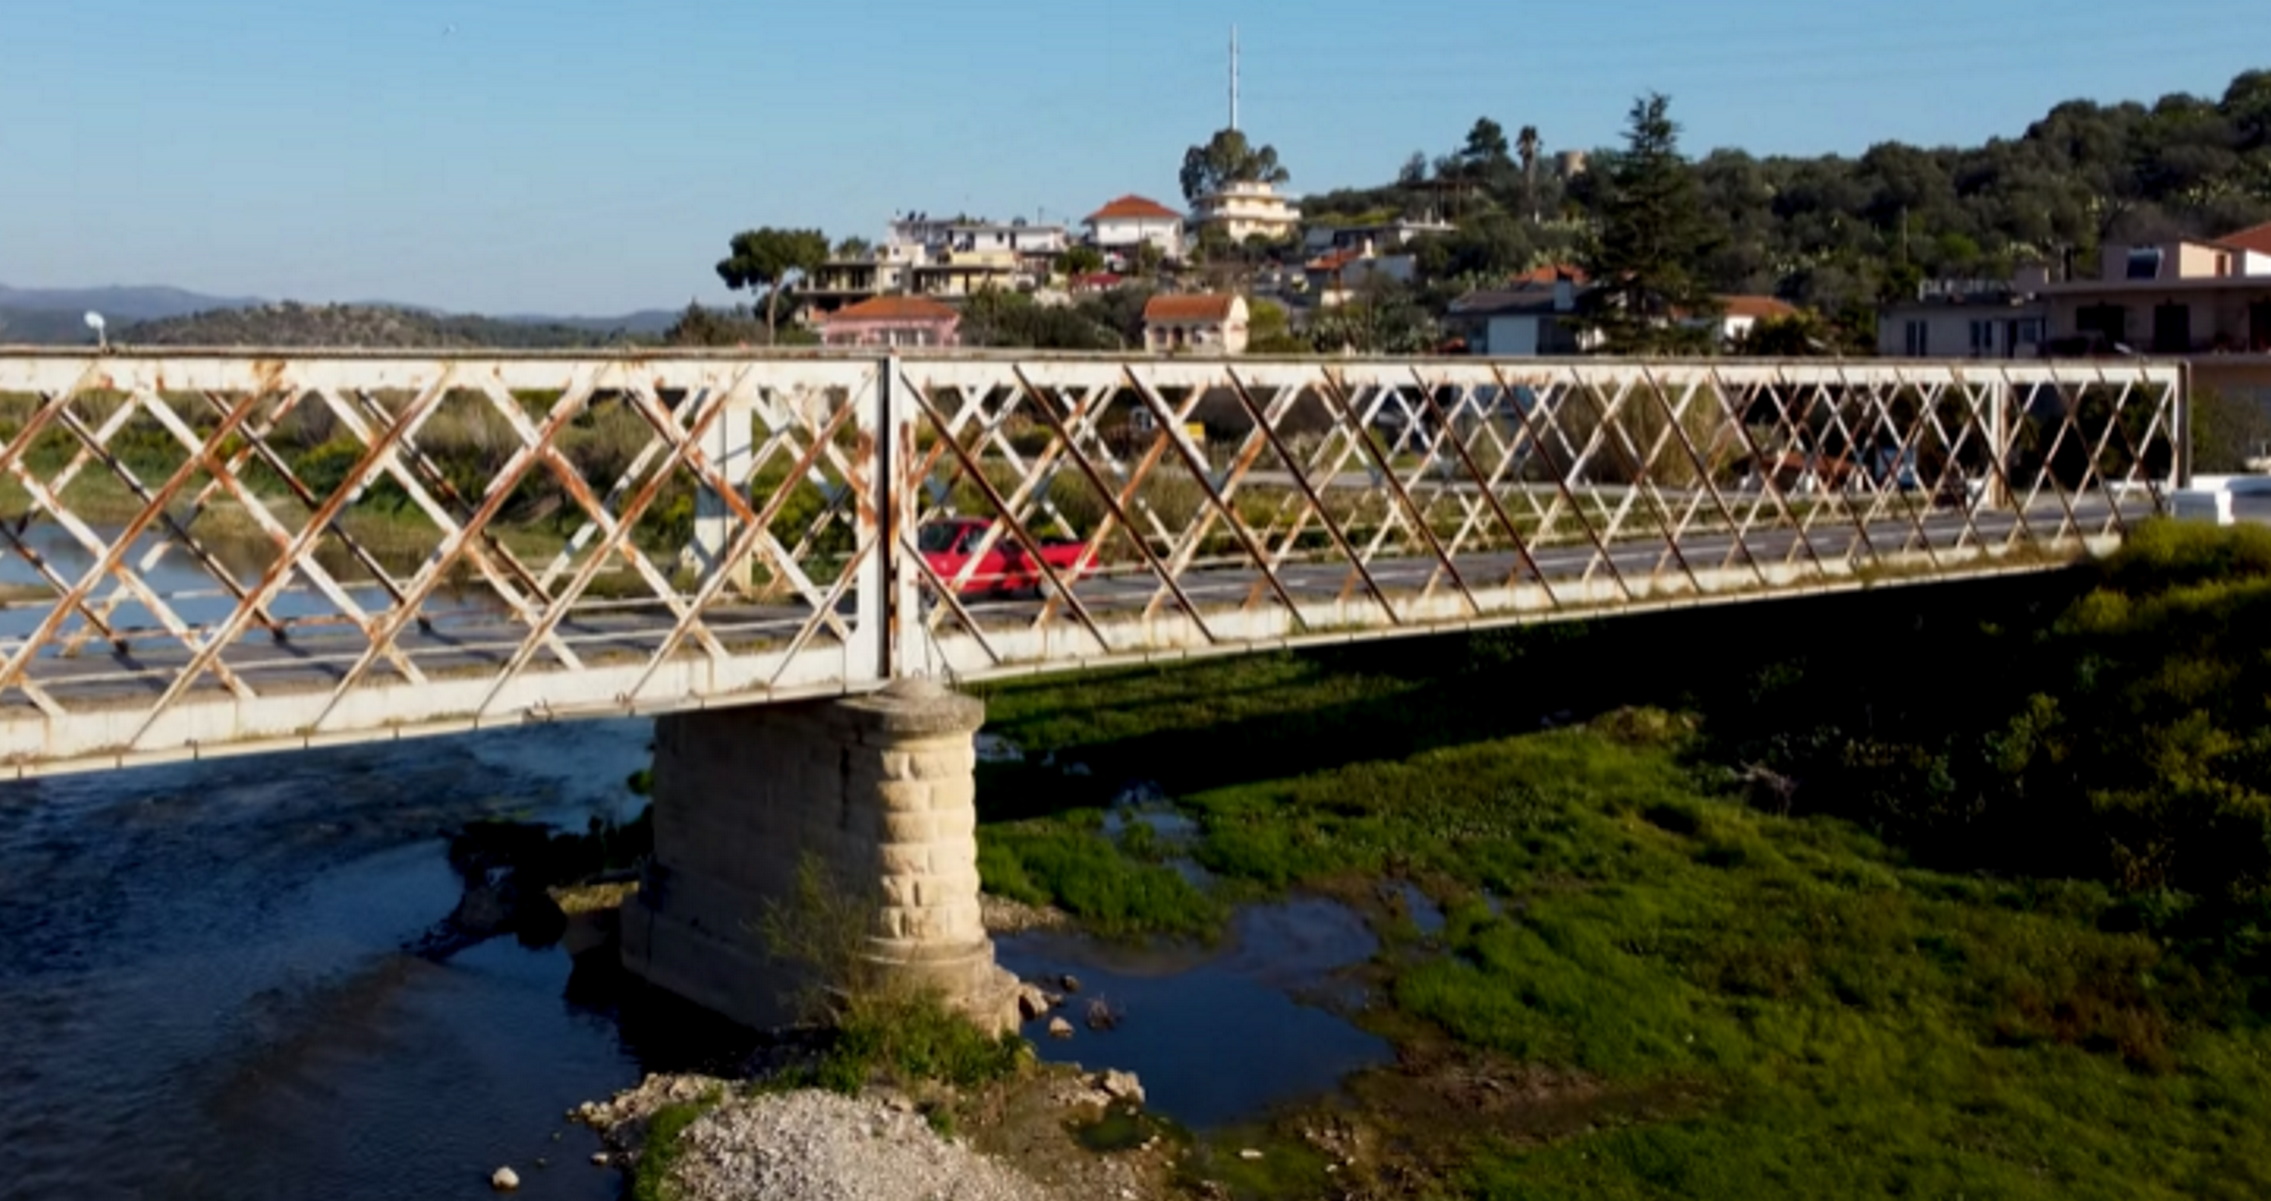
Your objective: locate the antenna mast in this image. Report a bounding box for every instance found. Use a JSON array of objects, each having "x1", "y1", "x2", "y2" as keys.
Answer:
[{"x1": 1229, "y1": 25, "x2": 1240, "y2": 132}]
